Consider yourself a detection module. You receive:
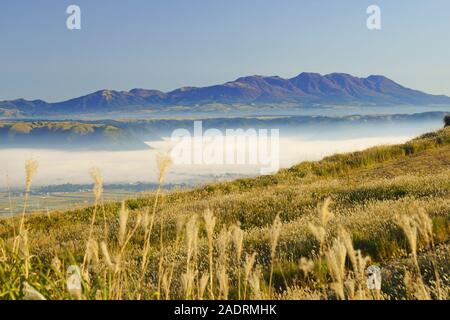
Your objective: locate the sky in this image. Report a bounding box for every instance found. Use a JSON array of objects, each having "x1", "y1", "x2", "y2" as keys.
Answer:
[{"x1": 0, "y1": 0, "x2": 449, "y2": 102}]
